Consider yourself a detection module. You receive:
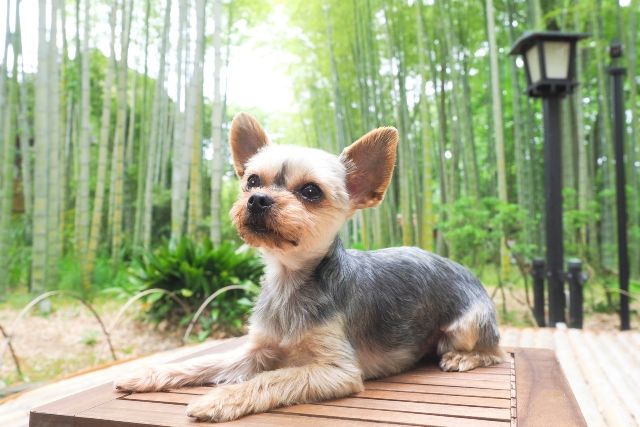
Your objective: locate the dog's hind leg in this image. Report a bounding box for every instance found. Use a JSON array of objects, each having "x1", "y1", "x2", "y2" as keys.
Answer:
[
  {"x1": 437, "y1": 303, "x2": 505, "y2": 372},
  {"x1": 114, "y1": 334, "x2": 280, "y2": 392}
]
